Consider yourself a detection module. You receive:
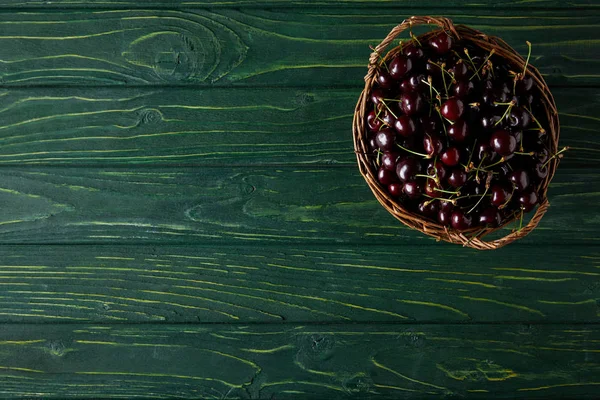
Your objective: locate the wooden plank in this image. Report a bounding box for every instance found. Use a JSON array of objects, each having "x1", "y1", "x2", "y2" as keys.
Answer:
[
  {"x1": 0, "y1": 244, "x2": 597, "y2": 323},
  {"x1": 0, "y1": 9, "x2": 596, "y2": 86},
  {"x1": 0, "y1": 323, "x2": 598, "y2": 398},
  {"x1": 0, "y1": 167, "x2": 595, "y2": 245},
  {"x1": 0, "y1": 1, "x2": 596, "y2": 8},
  {"x1": 0, "y1": 88, "x2": 595, "y2": 167}
]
